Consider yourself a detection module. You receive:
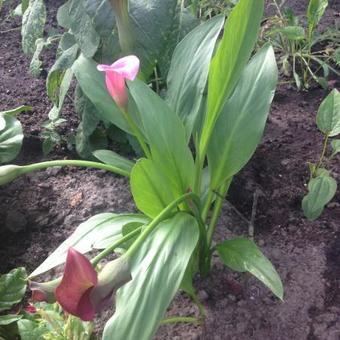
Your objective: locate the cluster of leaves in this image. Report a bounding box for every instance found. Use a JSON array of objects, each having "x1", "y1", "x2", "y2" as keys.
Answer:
[
  {"x1": 0, "y1": 268, "x2": 93, "y2": 340},
  {"x1": 302, "y1": 89, "x2": 340, "y2": 220},
  {"x1": 19, "y1": 0, "x2": 200, "y2": 158},
  {"x1": 185, "y1": 0, "x2": 238, "y2": 19},
  {"x1": 263, "y1": 0, "x2": 340, "y2": 89},
  {"x1": 0, "y1": 106, "x2": 28, "y2": 164}
]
